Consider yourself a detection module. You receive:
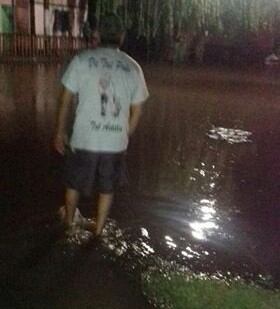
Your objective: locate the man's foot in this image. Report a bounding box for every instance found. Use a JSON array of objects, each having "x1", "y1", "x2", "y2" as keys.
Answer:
[
  {"x1": 65, "y1": 222, "x2": 80, "y2": 237},
  {"x1": 81, "y1": 220, "x2": 97, "y2": 234},
  {"x1": 57, "y1": 206, "x2": 99, "y2": 236},
  {"x1": 57, "y1": 206, "x2": 87, "y2": 225}
]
